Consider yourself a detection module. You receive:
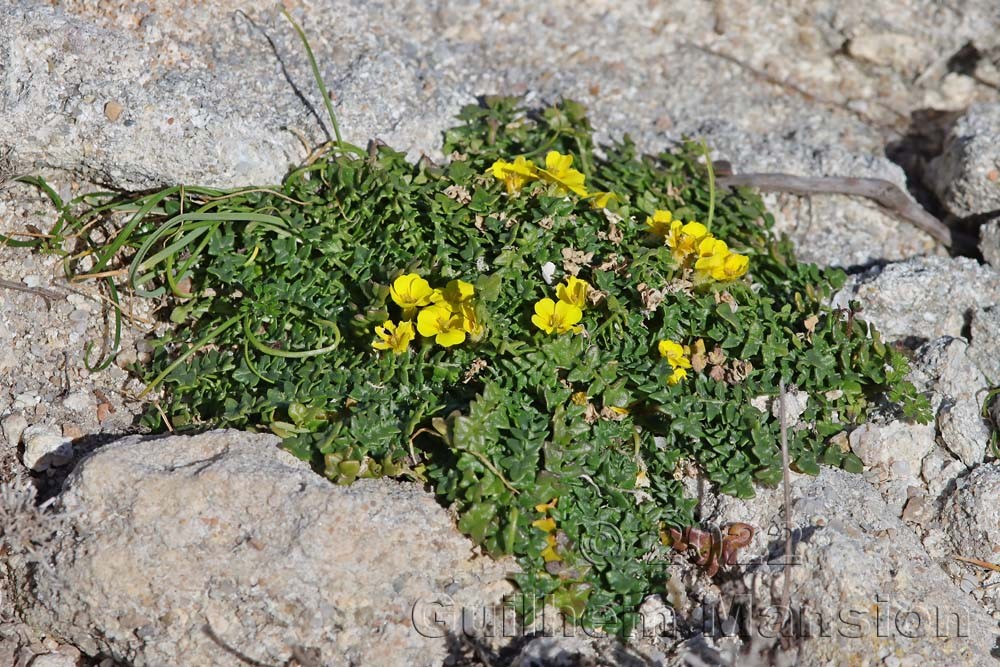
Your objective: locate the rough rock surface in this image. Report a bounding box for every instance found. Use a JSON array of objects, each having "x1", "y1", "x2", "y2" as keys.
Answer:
[
  {"x1": 982, "y1": 220, "x2": 1000, "y2": 269},
  {"x1": 9, "y1": 430, "x2": 513, "y2": 667},
  {"x1": 2, "y1": 1, "x2": 1000, "y2": 665},
  {"x1": 939, "y1": 463, "x2": 1000, "y2": 563},
  {"x1": 910, "y1": 337, "x2": 992, "y2": 469},
  {"x1": 969, "y1": 305, "x2": 1000, "y2": 384},
  {"x1": 3, "y1": 0, "x2": 977, "y2": 266},
  {"x1": 834, "y1": 256, "x2": 1000, "y2": 342},
  {"x1": 849, "y1": 420, "x2": 936, "y2": 477},
  {"x1": 927, "y1": 103, "x2": 1000, "y2": 217},
  {"x1": 0, "y1": 3, "x2": 303, "y2": 190},
  {"x1": 714, "y1": 468, "x2": 1000, "y2": 666}
]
